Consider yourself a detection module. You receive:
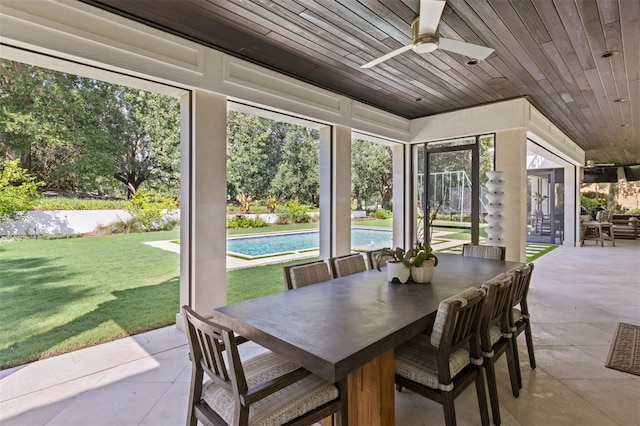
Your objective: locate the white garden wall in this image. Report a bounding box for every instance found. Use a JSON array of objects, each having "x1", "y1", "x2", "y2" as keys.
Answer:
[{"x1": 0, "y1": 210, "x2": 133, "y2": 236}]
